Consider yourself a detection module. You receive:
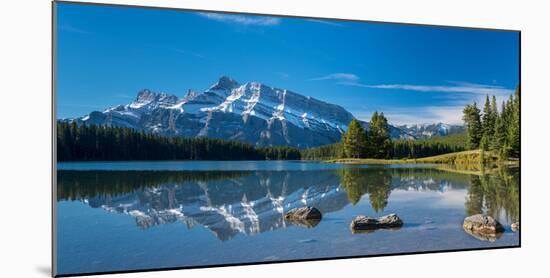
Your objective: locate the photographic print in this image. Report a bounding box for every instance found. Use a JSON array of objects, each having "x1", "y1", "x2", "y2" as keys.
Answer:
[{"x1": 53, "y1": 1, "x2": 520, "y2": 276}]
